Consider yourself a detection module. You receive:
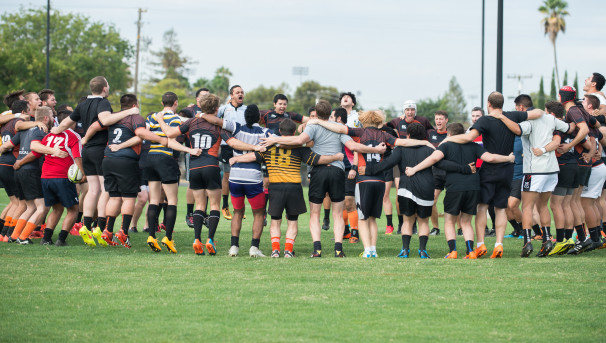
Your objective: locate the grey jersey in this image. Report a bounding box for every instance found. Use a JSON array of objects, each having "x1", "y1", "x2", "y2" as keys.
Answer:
[{"x1": 303, "y1": 121, "x2": 352, "y2": 170}]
